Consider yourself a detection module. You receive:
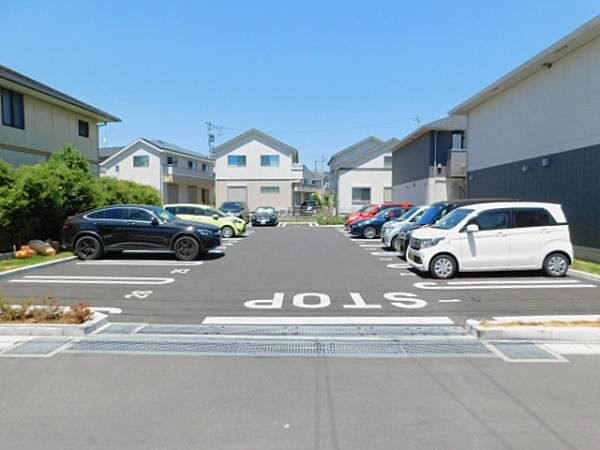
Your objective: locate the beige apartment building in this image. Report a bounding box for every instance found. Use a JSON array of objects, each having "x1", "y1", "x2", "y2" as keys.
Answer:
[{"x1": 0, "y1": 65, "x2": 120, "y2": 172}]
